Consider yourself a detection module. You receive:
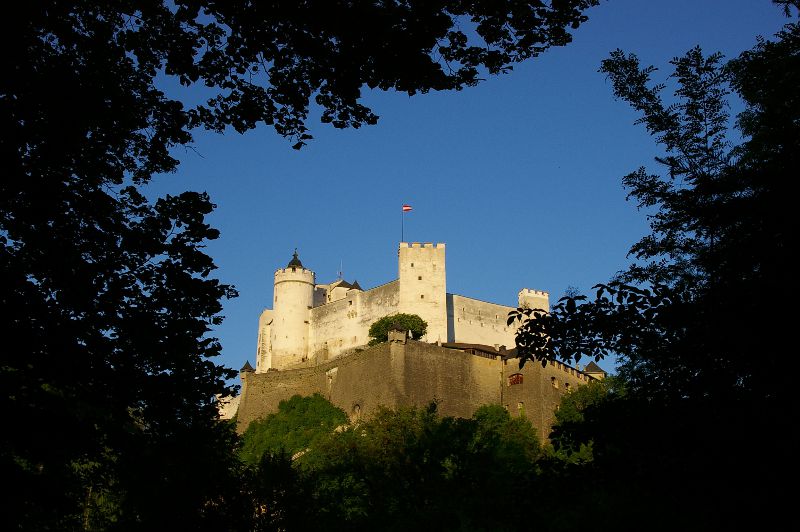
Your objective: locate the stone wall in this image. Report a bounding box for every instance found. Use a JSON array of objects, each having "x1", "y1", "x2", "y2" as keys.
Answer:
[
  {"x1": 237, "y1": 339, "x2": 592, "y2": 442},
  {"x1": 447, "y1": 294, "x2": 517, "y2": 347},
  {"x1": 307, "y1": 280, "x2": 400, "y2": 363}
]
